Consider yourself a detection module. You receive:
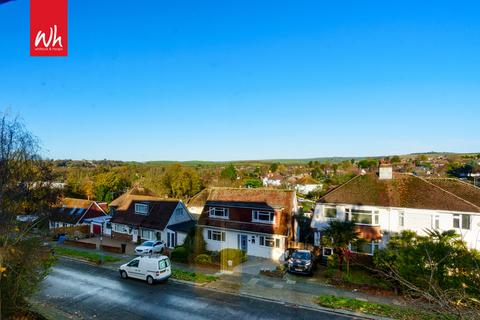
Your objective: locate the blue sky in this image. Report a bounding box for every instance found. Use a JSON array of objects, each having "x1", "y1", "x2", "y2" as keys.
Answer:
[{"x1": 0, "y1": 0, "x2": 479, "y2": 161}]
